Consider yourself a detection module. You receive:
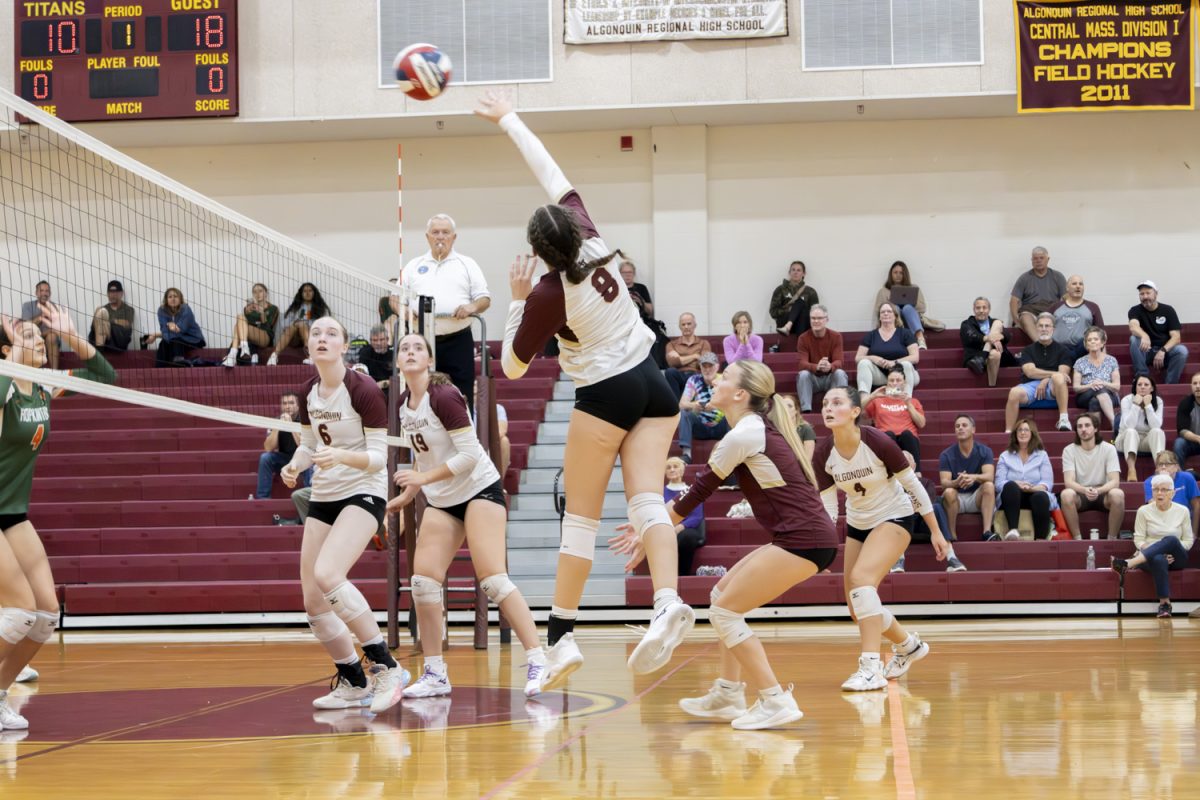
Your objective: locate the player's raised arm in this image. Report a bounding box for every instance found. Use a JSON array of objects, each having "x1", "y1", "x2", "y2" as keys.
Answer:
[{"x1": 475, "y1": 91, "x2": 572, "y2": 203}]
